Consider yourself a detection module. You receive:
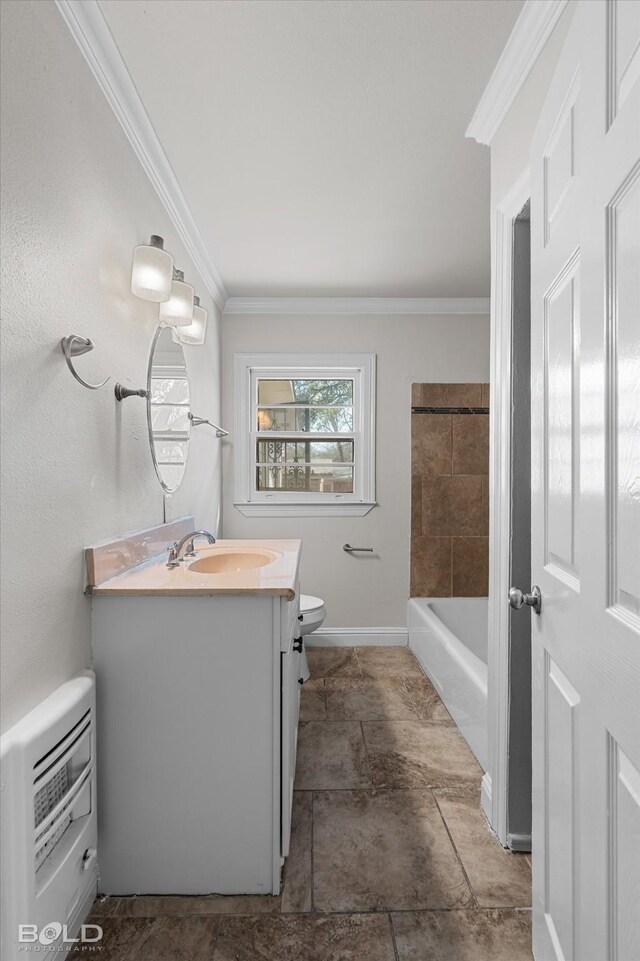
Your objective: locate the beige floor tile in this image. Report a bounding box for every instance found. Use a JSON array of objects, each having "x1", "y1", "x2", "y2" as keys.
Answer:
[
  {"x1": 100, "y1": 894, "x2": 281, "y2": 917},
  {"x1": 403, "y1": 675, "x2": 453, "y2": 722},
  {"x1": 281, "y1": 792, "x2": 312, "y2": 913},
  {"x1": 356, "y1": 646, "x2": 424, "y2": 678},
  {"x1": 213, "y1": 914, "x2": 396, "y2": 961},
  {"x1": 434, "y1": 793, "x2": 532, "y2": 907},
  {"x1": 295, "y1": 721, "x2": 372, "y2": 789},
  {"x1": 71, "y1": 916, "x2": 218, "y2": 960},
  {"x1": 392, "y1": 909, "x2": 533, "y2": 961},
  {"x1": 325, "y1": 676, "x2": 420, "y2": 720},
  {"x1": 307, "y1": 648, "x2": 361, "y2": 678},
  {"x1": 313, "y1": 789, "x2": 473, "y2": 912},
  {"x1": 299, "y1": 678, "x2": 326, "y2": 721},
  {"x1": 362, "y1": 719, "x2": 483, "y2": 789},
  {"x1": 88, "y1": 897, "x2": 120, "y2": 917}
]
